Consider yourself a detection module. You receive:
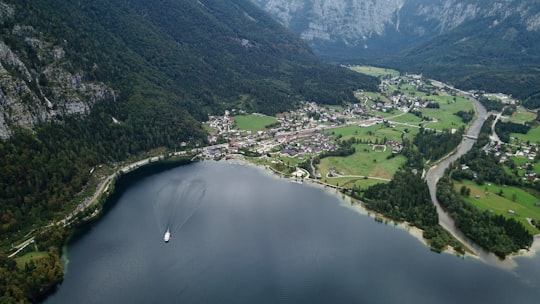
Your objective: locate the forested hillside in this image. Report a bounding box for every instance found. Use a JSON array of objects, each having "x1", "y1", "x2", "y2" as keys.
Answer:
[
  {"x1": 0, "y1": 0, "x2": 379, "y2": 301},
  {"x1": 0, "y1": 0, "x2": 377, "y2": 255},
  {"x1": 391, "y1": 15, "x2": 540, "y2": 109}
]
